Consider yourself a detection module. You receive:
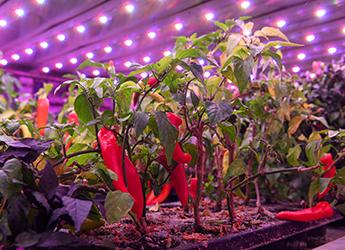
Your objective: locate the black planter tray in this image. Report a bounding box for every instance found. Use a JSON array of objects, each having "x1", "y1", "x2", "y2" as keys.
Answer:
[{"x1": 175, "y1": 211, "x2": 344, "y2": 250}]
